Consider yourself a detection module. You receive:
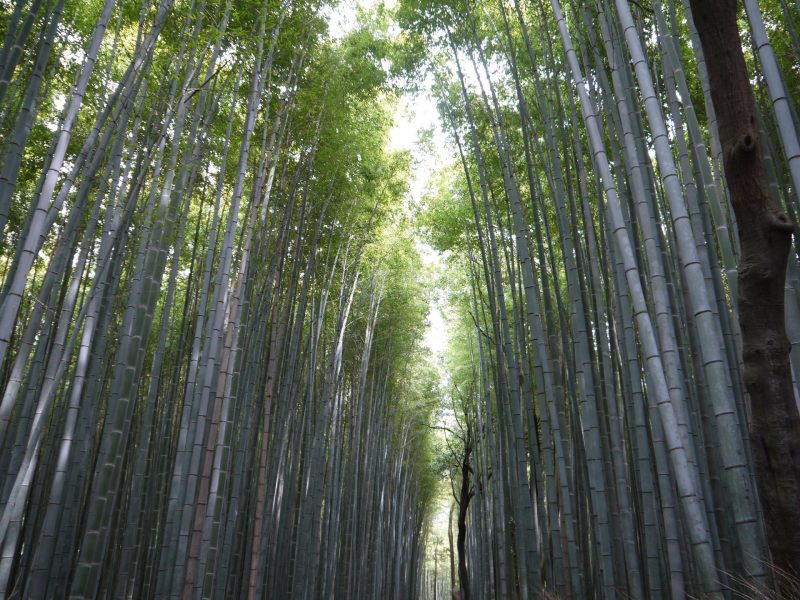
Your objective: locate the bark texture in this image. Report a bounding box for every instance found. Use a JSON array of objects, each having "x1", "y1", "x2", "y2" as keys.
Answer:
[{"x1": 689, "y1": 0, "x2": 800, "y2": 578}]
